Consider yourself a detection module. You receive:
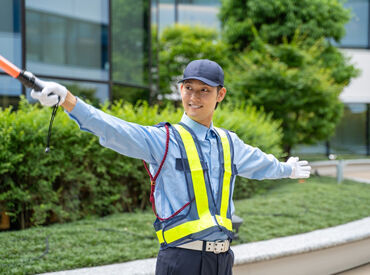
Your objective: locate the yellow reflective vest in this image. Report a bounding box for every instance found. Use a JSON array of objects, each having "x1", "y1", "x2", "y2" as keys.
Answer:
[{"x1": 154, "y1": 123, "x2": 235, "y2": 248}]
